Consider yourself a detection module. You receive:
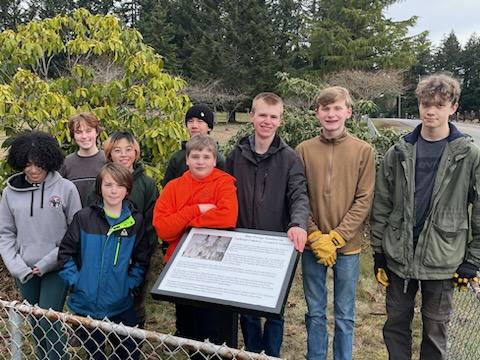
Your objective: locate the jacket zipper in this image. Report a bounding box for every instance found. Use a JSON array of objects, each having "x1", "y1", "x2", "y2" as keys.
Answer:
[
  {"x1": 113, "y1": 238, "x2": 121, "y2": 267},
  {"x1": 95, "y1": 233, "x2": 112, "y2": 311},
  {"x1": 326, "y1": 142, "x2": 334, "y2": 195}
]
